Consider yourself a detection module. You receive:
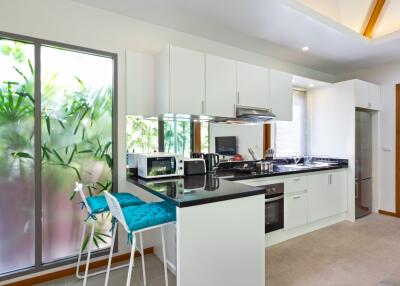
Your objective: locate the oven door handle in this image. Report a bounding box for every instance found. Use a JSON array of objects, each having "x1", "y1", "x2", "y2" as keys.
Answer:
[{"x1": 265, "y1": 195, "x2": 284, "y2": 203}]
